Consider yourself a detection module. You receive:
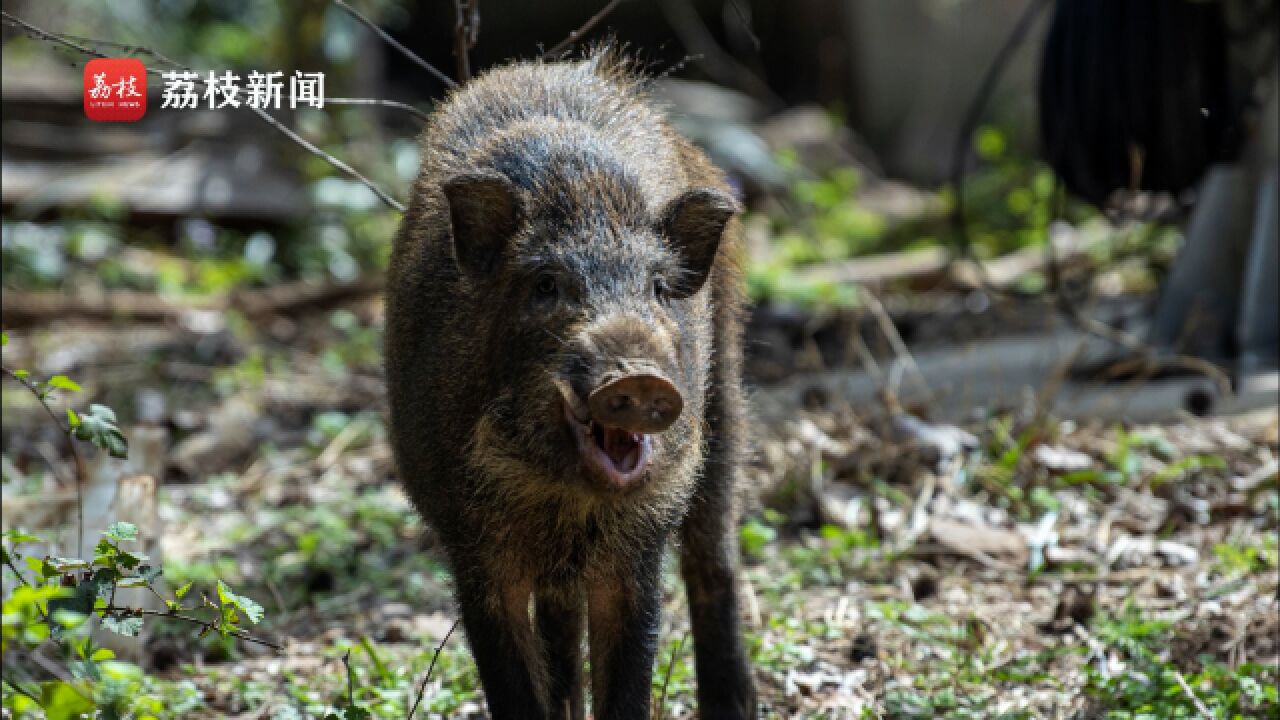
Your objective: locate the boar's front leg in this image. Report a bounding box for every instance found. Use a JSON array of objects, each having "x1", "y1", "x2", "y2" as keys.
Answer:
[
  {"x1": 587, "y1": 541, "x2": 664, "y2": 720},
  {"x1": 535, "y1": 582, "x2": 587, "y2": 720},
  {"x1": 679, "y1": 497, "x2": 754, "y2": 719},
  {"x1": 451, "y1": 554, "x2": 547, "y2": 719}
]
